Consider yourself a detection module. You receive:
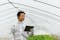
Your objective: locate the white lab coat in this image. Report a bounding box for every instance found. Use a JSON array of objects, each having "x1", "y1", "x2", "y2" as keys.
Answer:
[{"x1": 9, "y1": 21, "x2": 33, "y2": 40}]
